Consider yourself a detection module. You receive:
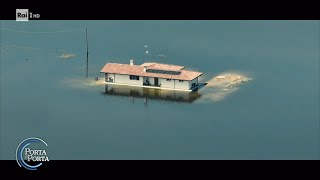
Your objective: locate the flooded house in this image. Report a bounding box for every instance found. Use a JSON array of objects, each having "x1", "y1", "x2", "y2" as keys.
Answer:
[{"x1": 100, "y1": 60, "x2": 203, "y2": 92}]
